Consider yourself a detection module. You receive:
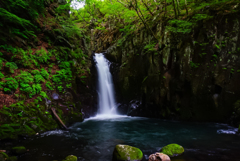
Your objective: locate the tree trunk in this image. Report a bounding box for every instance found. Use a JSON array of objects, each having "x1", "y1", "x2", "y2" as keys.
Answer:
[
  {"x1": 172, "y1": 0, "x2": 177, "y2": 18},
  {"x1": 51, "y1": 108, "x2": 68, "y2": 129},
  {"x1": 184, "y1": 0, "x2": 188, "y2": 15},
  {"x1": 176, "y1": 0, "x2": 181, "y2": 15}
]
